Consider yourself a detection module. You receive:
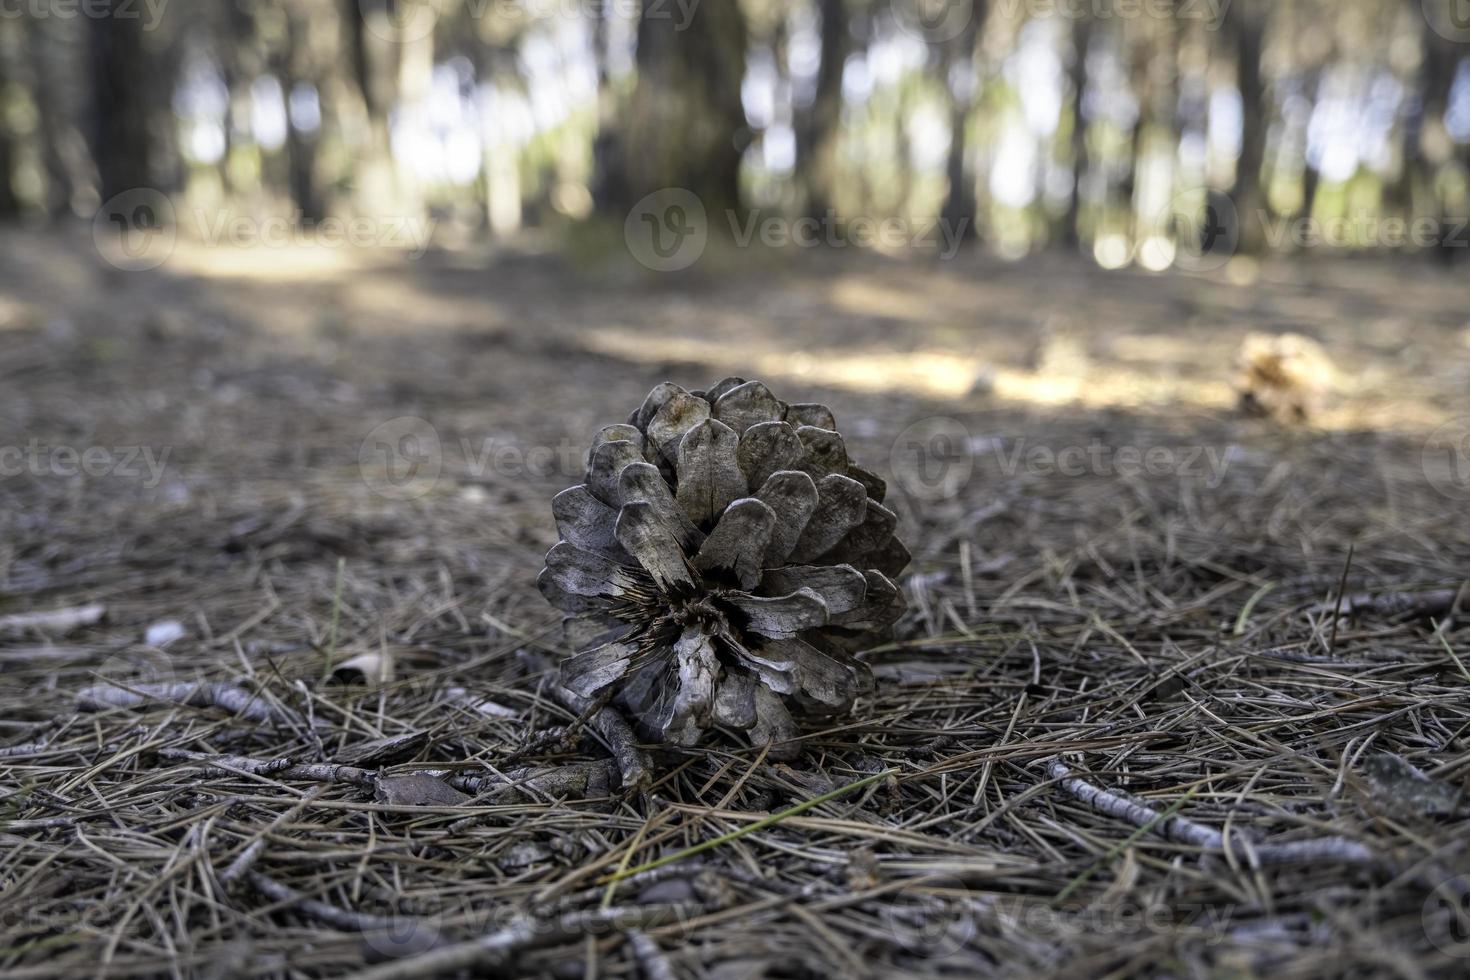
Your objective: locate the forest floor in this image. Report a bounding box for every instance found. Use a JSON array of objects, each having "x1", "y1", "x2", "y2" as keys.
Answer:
[{"x1": 1, "y1": 225, "x2": 1469, "y2": 978}]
